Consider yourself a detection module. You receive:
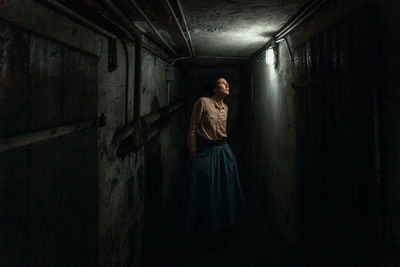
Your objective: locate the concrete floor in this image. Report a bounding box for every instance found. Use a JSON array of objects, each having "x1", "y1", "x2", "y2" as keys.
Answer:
[{"x1": 150, "y1": 188, "x2": 288, "y2": 267}]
